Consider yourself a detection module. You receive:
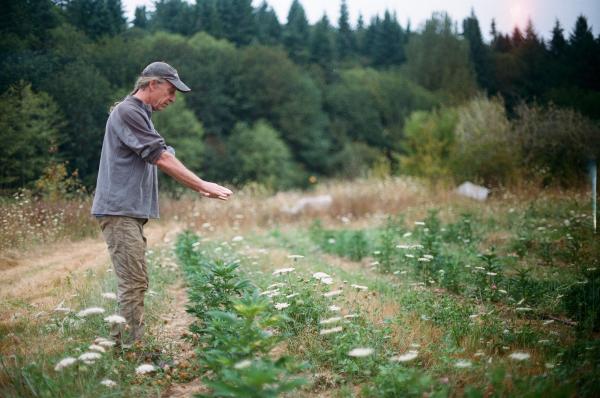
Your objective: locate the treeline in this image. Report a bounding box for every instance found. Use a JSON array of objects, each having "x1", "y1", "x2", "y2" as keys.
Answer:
[{"x1": 0, "y1": 0, "x2": 599, "y2": 194}]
